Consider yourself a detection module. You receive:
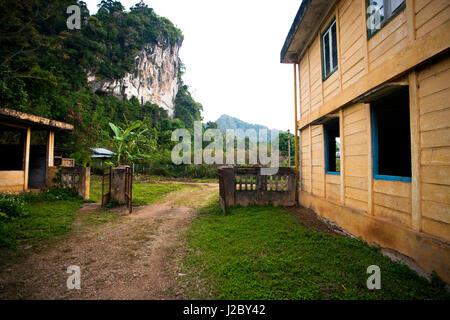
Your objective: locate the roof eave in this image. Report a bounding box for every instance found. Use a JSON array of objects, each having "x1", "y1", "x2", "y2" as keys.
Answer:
[
  {"x1": 280, "y1": 0, "x2": 334, "y2": 64},
  {"x1": 0, "y1": 108, "x2": 74, "y2": 130}
]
